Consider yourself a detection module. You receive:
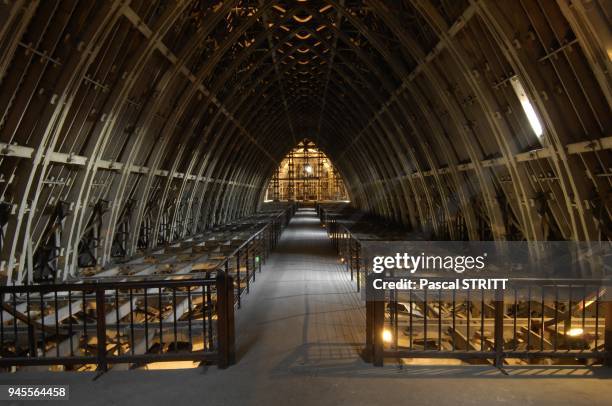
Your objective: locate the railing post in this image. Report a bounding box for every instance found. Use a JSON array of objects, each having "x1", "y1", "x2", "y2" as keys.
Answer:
[
  {"x1": 494, "y1": 289, "x2": 505, "y2": 367},
  {"x1": 263, "y1": 229, "x2": 268, "y2": 261},
  {"x1": 273, "y1": 220, "x2": 277, "y2": 247},
  {"x1": 347, "y1": 236, "x2": 351, "y2": 277},
  {"x1": 245, "y1": 245, "x2": 250, "y2": 292},
  {"x1": 258, "y1": 235, "x2": 263, "y2": 273},
  {"x1": 227, "y1": 276, "x2": 235, "y2": 365},
  {"x1": 334, "y1": 222, "x2": 338, "y2": 251},
  {"x1": 365, "y1": 273, "x2": 385, "y2": 366},
  {"x1": 276, "y1": 219, "x2": 280, "y2": 245},
  {"x1": 95, "y1": 287, "x2": 108, "y2": 372},
  {"x1": 365, "y1": 298, "x2": 373, "y2": 362},
  {"x1": 216, "y1": 273, "x2": 235, "y2": 368},
  {"x1": 252, "y1": 241, "x2": 258, "y2": 276},
  {"x1": 373, "y1": 297, "x2": 385, "y2": 367},
  {"x1": 267, "y1": 227, "x2": 271, "y2": 257},
  {"x1": 236, "y1": 253, "x2": 241, "y2": 308},
  {"x1": 27, "y1": 324, "x2": 36, "y2": 357},
  {"x1": 356, "y1": 244, "x2": 361, "y2": 293},
  {"x1": 605, "y1": 301, "x2": 612, "y2": 366}
]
